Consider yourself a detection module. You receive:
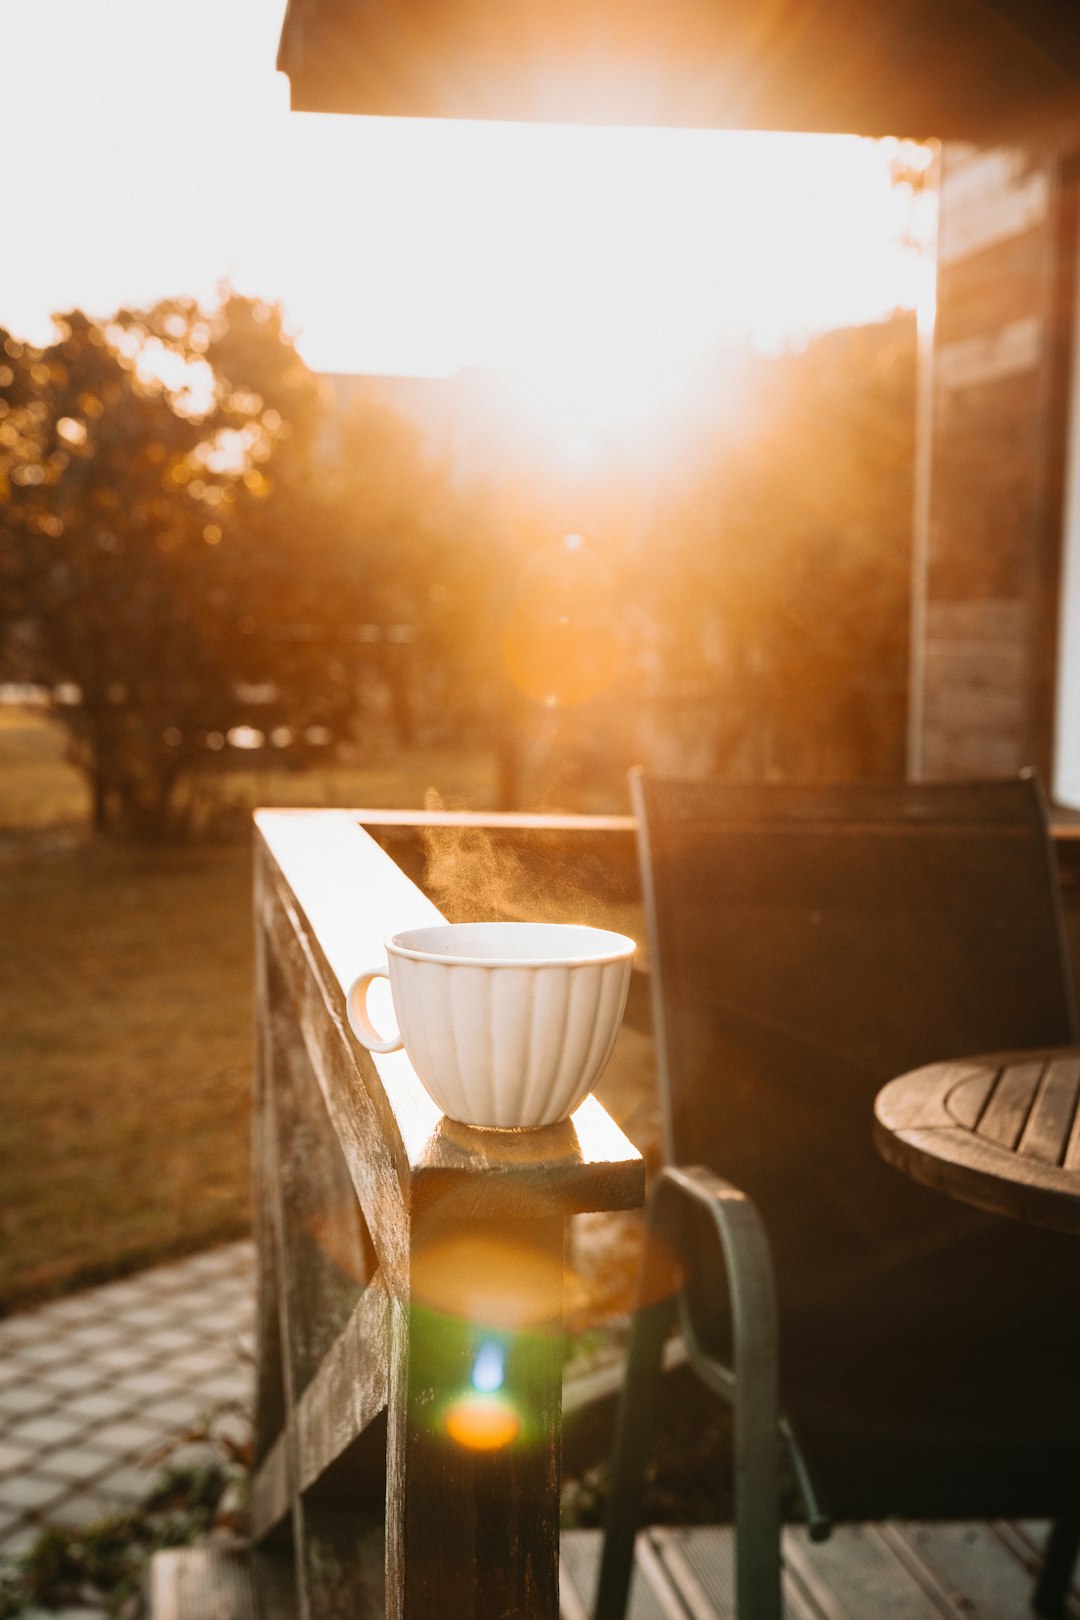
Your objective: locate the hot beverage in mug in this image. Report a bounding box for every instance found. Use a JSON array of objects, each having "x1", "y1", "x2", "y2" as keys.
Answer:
[{"x1": 346, "y1": 921, "x2": 635, "y2": 1128}]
